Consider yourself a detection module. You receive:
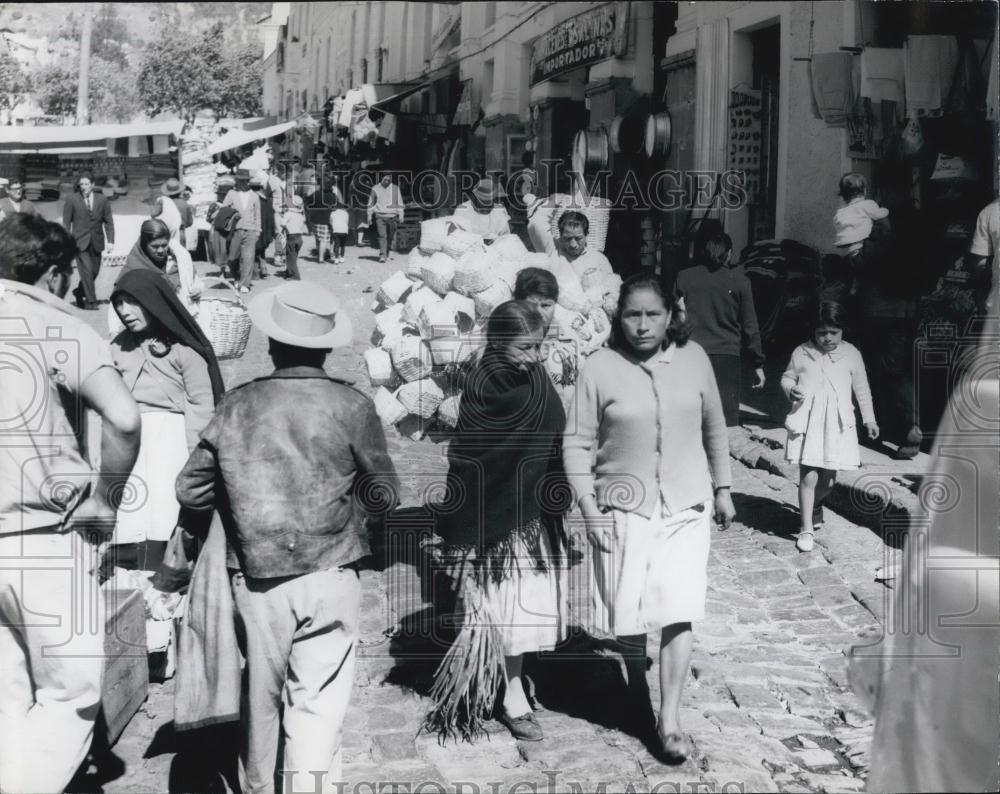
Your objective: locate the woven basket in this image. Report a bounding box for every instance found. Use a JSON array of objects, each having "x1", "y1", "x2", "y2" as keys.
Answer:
[
  {"x1": 472, "y1": 280, "x2": 512, "y2": 319},
  {"x1": 373, "y1": 386, "x2": 408, "y2": 425},
  {"x1": 198, "y1": 278, "x2": 252, "y2": 360},
  {"x1": 418, "y1": 301, "x2": 459, "y2": 339},
  {"x1": 491, "y1": 234, "x2": 529, "y2": 263},
  {"x1": 442, "y1": 292, "x2": 476, "y2": 332},
  {"x1": 403, "y1": 285, "x2": 444, "y2": 325},
  {"x1": 406, "y1": 247, "x2": 431, "y2": 278},
  {"x1": 441, "y1": 229, "x2": 483, "y2": 259},
  {"x1": 396, "y1": 378, "x2": 444, "y2": 419},
  {"x1": 374, "y1": 303, "x2": 406, "y2": 335},
  {"x1": 452, "y1": 248, "x2": 496, "y2": 296},
  {"x1": 549, "y1": 196, "x2": 613, "y2": 253},
  {"x1": 377, "y1": 271, "x2": 415, "y2": 306},
  {"x1": 419, "y1": 218, "x2": 453, "y2": 253},
  {"x1": 101, "y1": 252, "x2": 128, "y2": 269},
  {"x1": 580, "y1": 267, "x2": 602, "y2": 291},
  {"x1": 522, "y1": 252, "x2": 553, "y2": 270},
  {"x1": 427, "y1": 335, "x2": 466, "y2": 366},
  {"x1": 389, "y1": 336, "x2": 433, "y2": 382},
  {"x1": 494, "y1": 258, "x2": 523, "y2": 291},
  {"x1": 421, "y1": 252, "x2": 456, "y2": 296},
  {"x1": 437, "y1": 394, "x2": 461, "y2": 428},
  {"x1": 364, "y1": 348, "x2": 395, "y2": 387},
  {"x1": 557, "y1": 275, "x2": 591, "y2": 314}
]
